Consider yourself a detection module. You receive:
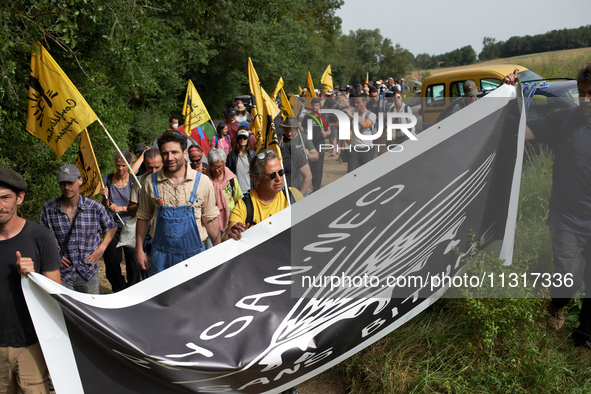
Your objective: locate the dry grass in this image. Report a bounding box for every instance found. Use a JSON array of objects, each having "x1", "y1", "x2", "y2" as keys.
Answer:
[{"x1": 412, "y1": 47, "x2": 591, "y2": 81}]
